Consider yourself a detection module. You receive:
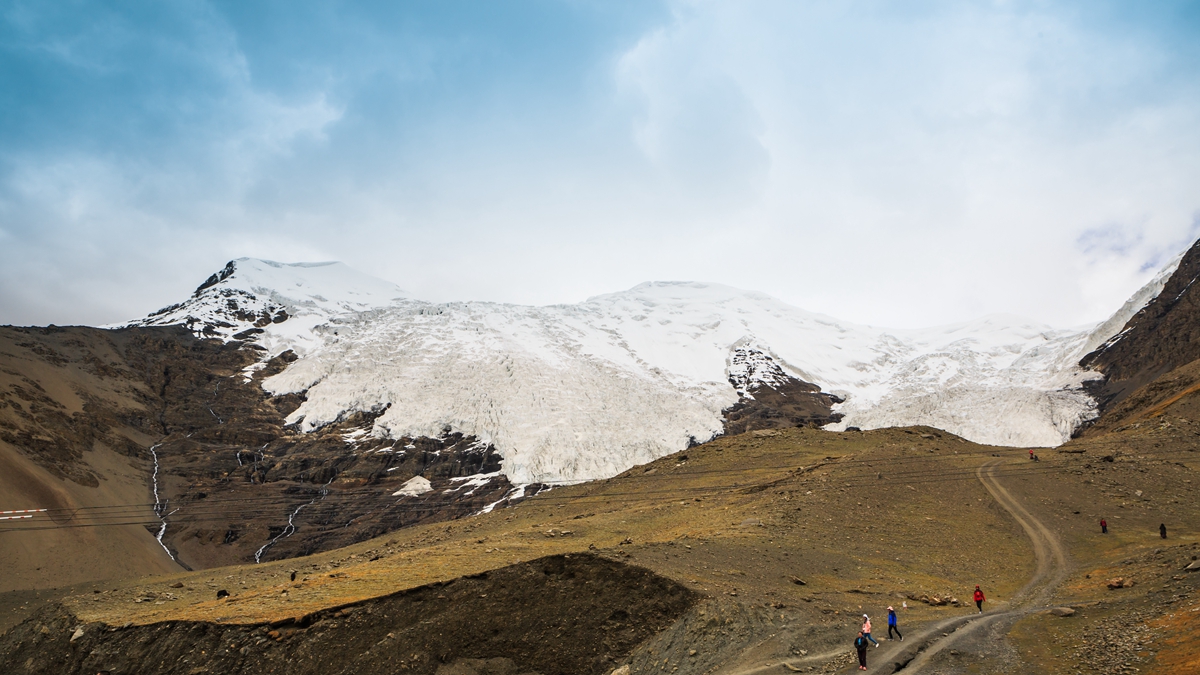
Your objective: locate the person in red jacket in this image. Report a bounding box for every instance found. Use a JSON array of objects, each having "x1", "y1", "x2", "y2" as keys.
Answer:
[
  {"x1": 1100, "y1": 518, "x2": 1107, "y2": 534},
  {"x1": 973, "y1": 586, "x2": 985, "y2": 613}
]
